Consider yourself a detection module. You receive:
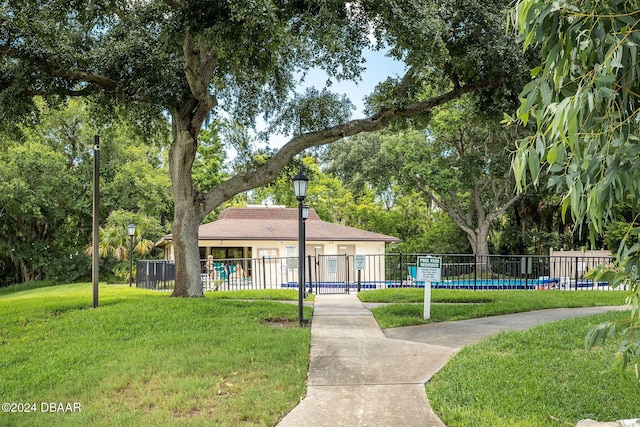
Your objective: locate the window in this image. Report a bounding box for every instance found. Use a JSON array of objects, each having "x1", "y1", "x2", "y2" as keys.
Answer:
[{"x1": 258, "y1": 248, "x2": 278, "y2": 259}]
